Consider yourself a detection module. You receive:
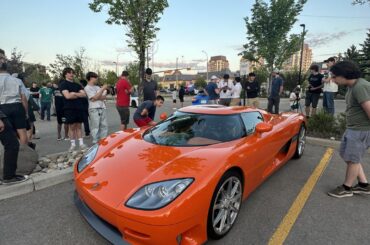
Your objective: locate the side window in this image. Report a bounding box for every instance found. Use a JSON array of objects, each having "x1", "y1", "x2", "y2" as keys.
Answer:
[{"x1": 241, "y1": 112, "x2": 264, "y2": 135}]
